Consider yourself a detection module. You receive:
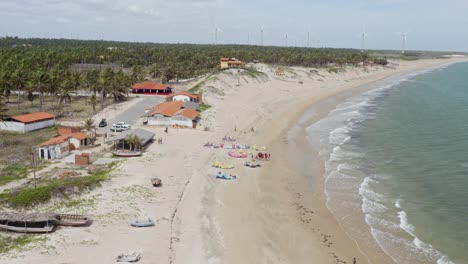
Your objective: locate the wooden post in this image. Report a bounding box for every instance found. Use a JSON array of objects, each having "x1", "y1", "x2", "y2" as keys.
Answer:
[{"x1": 31, "y1": 148, "x2": 37, "y2": 189}]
